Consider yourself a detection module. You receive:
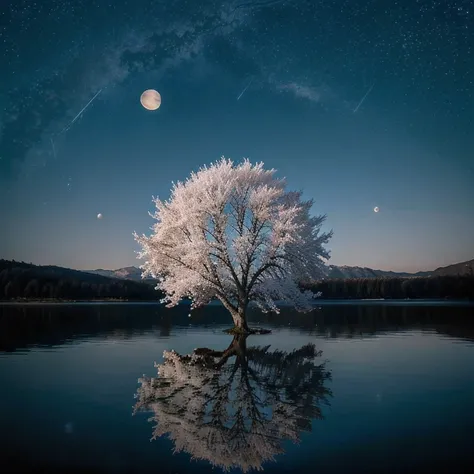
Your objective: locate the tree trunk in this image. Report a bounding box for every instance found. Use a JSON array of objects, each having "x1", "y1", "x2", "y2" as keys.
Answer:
[
  {"x1": 216, "y1": 296, "x2": 250, "y2": 333},
  {"x1": 231, "y1": 307, "x2": 250, "y2": 333}
]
